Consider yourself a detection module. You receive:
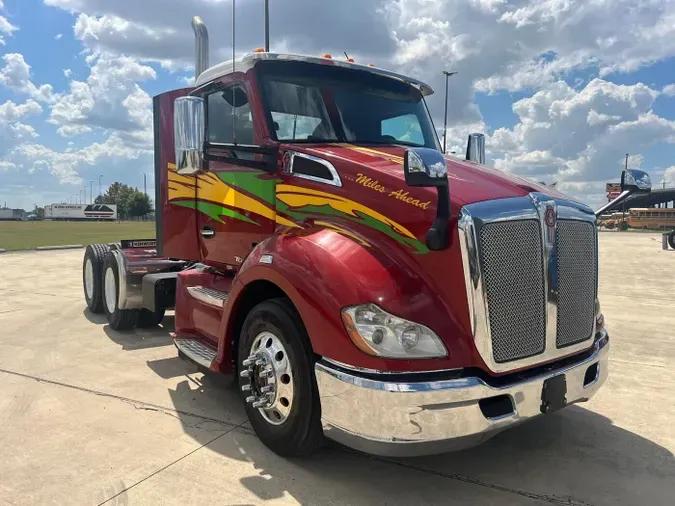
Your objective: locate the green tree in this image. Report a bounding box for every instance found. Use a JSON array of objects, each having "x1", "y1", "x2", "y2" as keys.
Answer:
[
  {"x1": 128, "y1": 192, "x2": 152, "y2": 218},
  {"x1": 99, "y1": 182, "x2": 152, "y2": 219}
]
